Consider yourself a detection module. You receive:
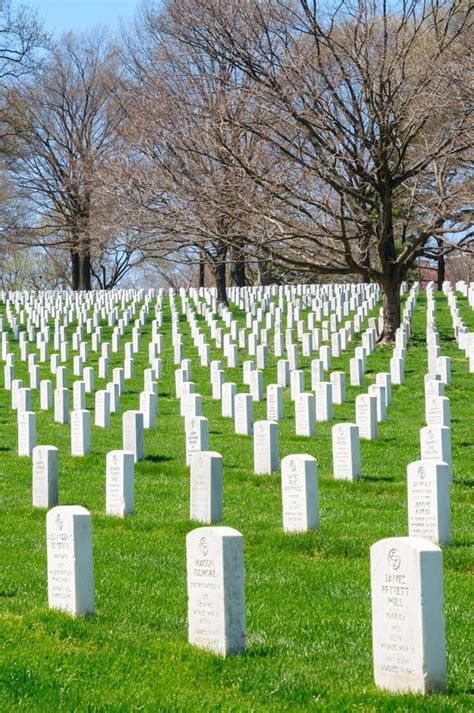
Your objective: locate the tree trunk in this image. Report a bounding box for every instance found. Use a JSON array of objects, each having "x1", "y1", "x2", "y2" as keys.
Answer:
[
  {"x1": 215, "y1": 259, "x2": 228, "y2": 305},
  {"x1": 199, "y1": 255, "x2": 205, "y2": 288},
  {"x1": 79, "y1": 252, "x2": 92, "y2": 290},
  {"x1": 380, "y1": 278, "x2": 401, "y2": 342},
  {"x1": 437, "y1": 239, "x2": 445, "y2": 291},
  {"x1": 78, "y1": 227, "x2": 92, "y2": 290},
  {"x1": 230, "y1": 250, "x2": 247, "y2": 287},
  {"x1": 71, "y1": 249, "x2": 80, "y2": 290},
  {"x1": 358, "y1": 230, "x2": 371, "y2": 283},
  {"x1": 258, "y1": 259, "x2": 270, "y2": 286}
]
